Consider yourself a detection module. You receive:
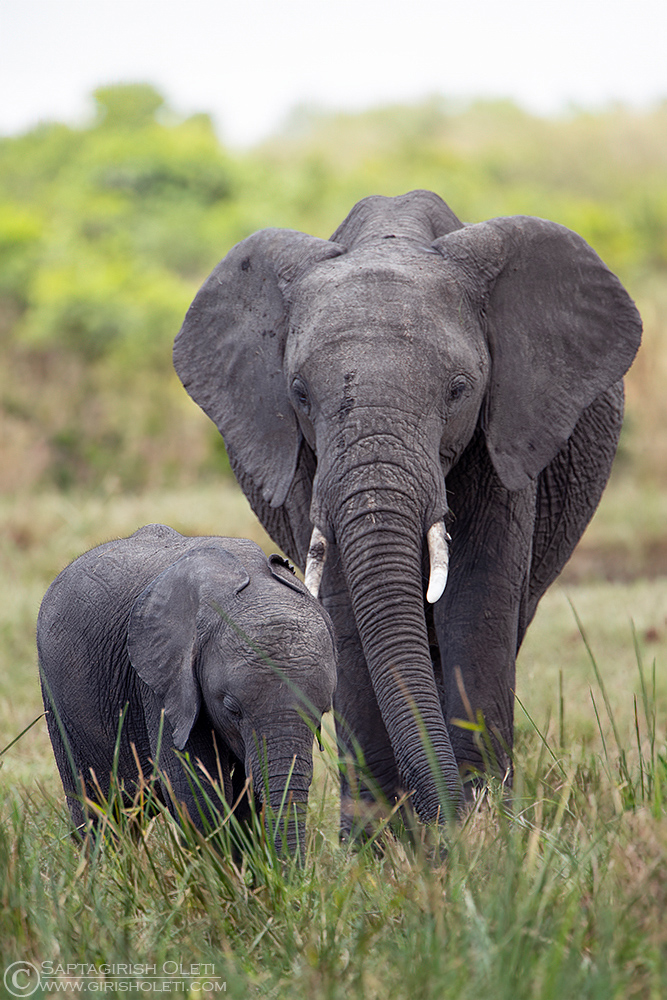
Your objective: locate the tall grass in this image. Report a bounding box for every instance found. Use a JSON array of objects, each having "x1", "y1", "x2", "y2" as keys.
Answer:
[
  {"x1": 1, "y1": 640, "x2": 665, "y2": 999},
  {"x1": 1, "y1": 486, "x2": 665, "y2": 997}
]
